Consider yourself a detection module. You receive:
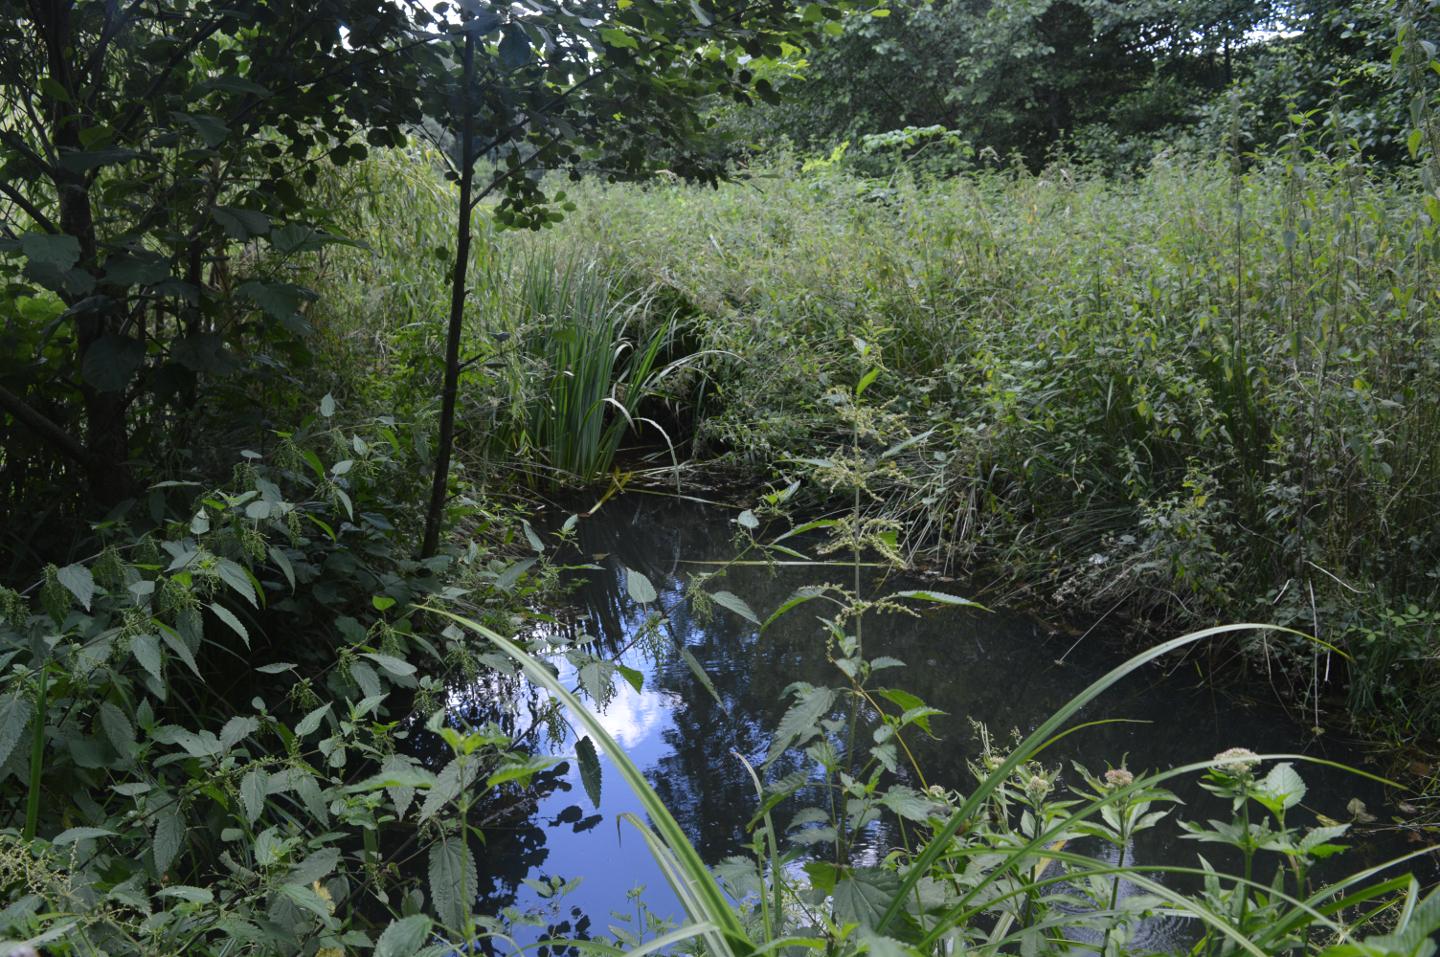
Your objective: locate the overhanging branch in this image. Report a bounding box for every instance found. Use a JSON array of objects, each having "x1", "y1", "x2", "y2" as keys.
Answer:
[{"x1": 0, "y1": 382, "x2": 90, "y2": 467}]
